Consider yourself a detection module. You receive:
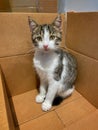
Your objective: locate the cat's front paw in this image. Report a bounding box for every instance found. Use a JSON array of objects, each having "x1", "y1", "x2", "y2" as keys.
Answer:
[
  {"x1": 42, "y1": 101, "x2": 52, "y2": 111},
  {"x1": 35, "y1": 94, "x2": 45, "y2": 103}
]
